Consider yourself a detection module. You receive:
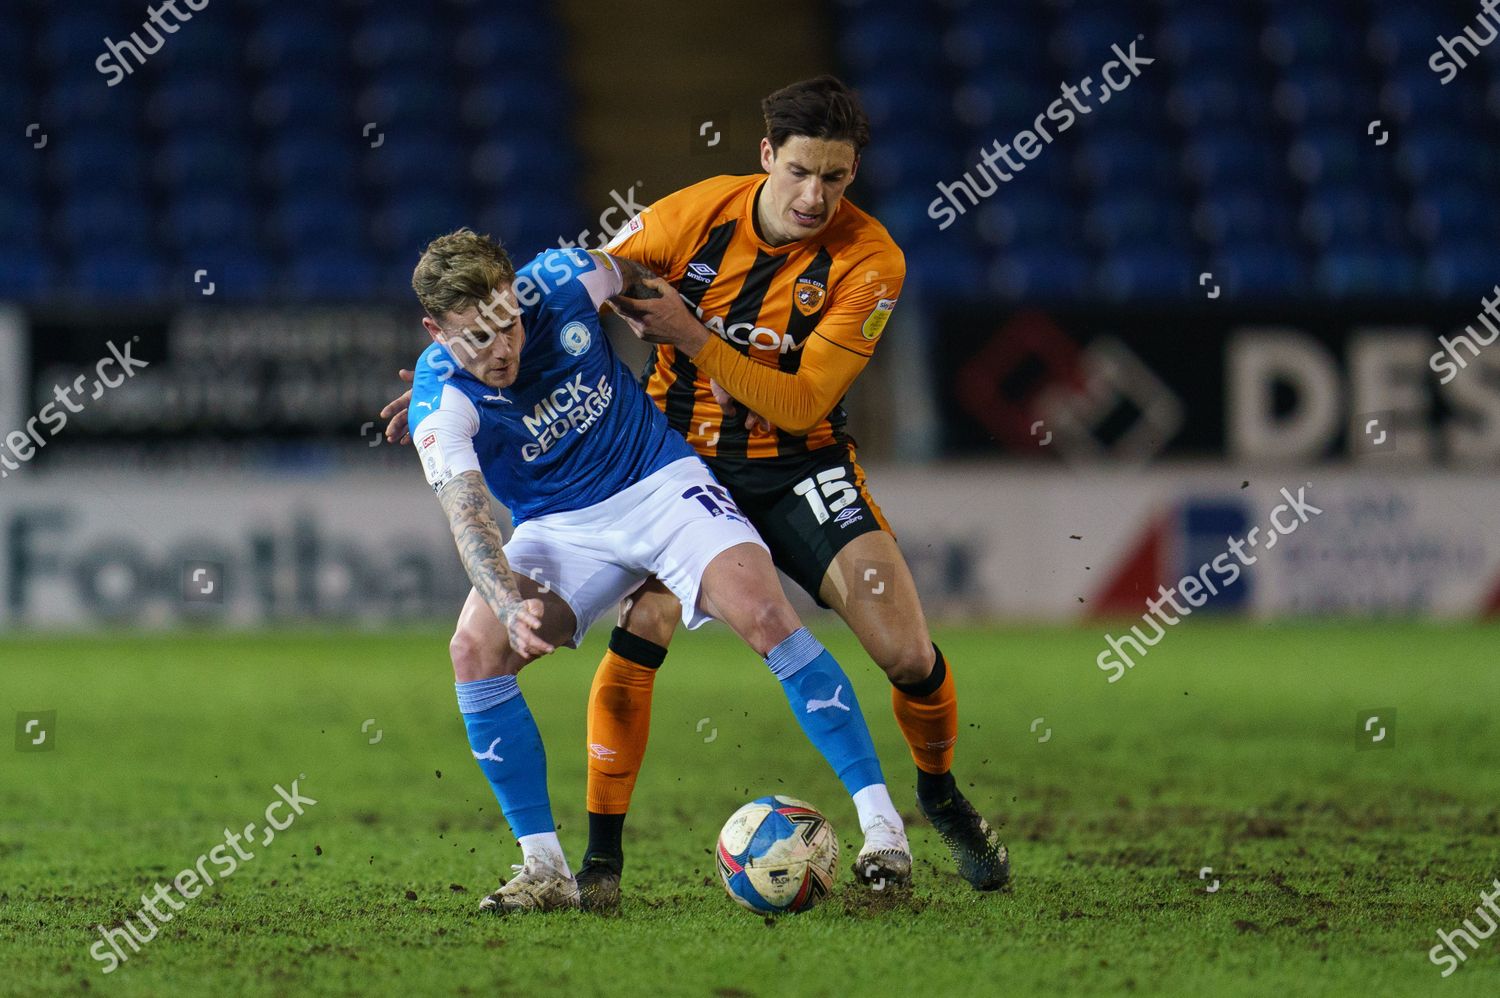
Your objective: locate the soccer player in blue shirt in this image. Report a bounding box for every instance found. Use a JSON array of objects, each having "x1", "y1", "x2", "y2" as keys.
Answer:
[{"x1": 406, "y1": 230, "x2": 909, "y2": 913}]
